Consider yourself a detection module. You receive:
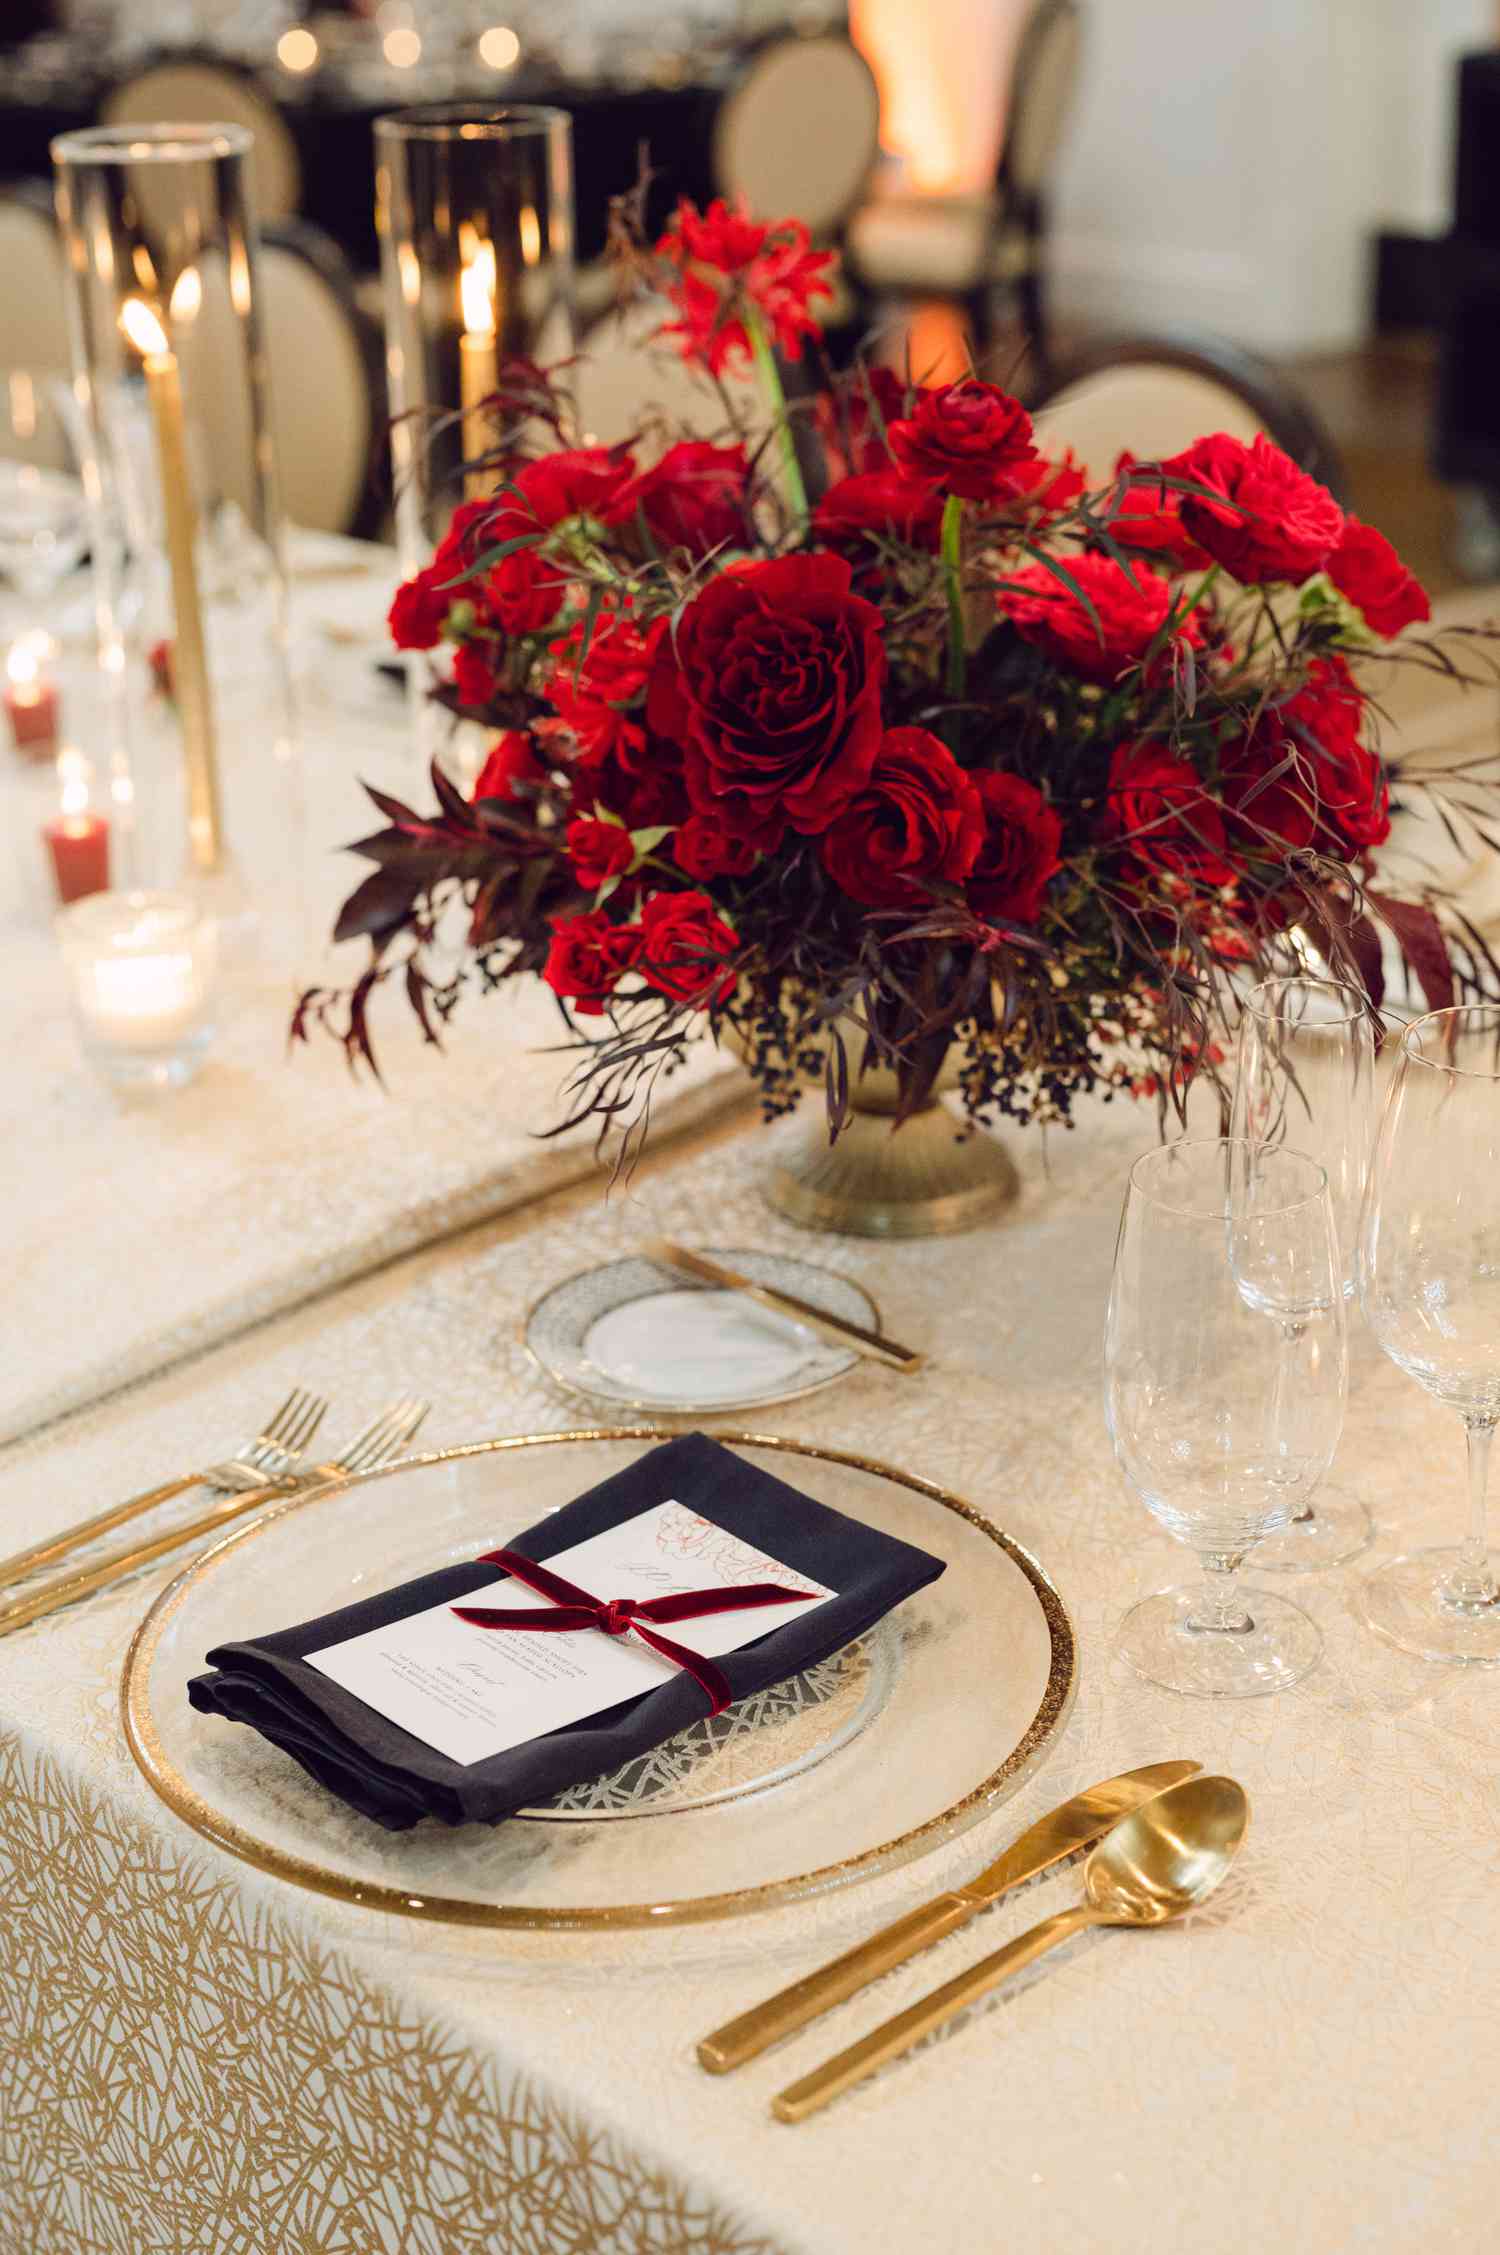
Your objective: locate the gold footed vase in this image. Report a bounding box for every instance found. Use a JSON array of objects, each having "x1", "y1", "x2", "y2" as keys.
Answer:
[{"x1": 766, "y1": 1057, "x2": 1019, "y2": 1240}]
